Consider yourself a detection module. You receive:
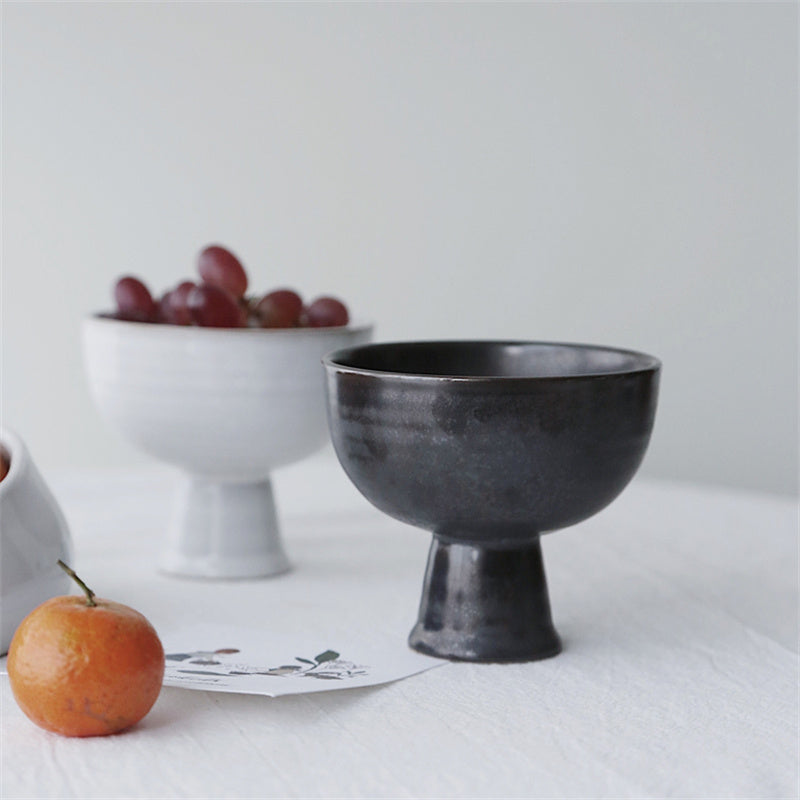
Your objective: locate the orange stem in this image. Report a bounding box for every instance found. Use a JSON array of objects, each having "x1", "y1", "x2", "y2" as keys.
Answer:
[{"x1": 57, "y1": 560, "x2": 97, "y2": 607}]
